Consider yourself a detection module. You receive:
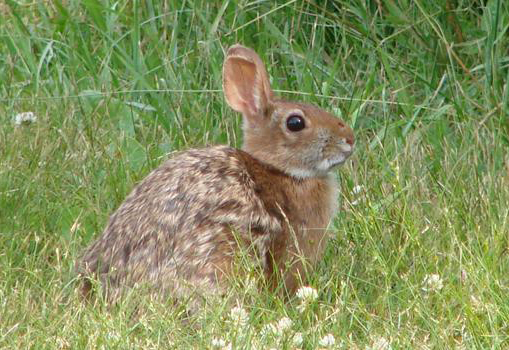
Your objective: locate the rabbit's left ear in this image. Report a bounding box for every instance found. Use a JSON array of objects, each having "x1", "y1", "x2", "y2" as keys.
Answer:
[{"x1": 223, "y1": 45, "x2": 274, "y2": 121}]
